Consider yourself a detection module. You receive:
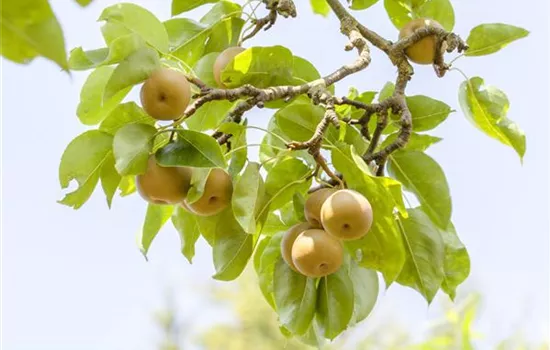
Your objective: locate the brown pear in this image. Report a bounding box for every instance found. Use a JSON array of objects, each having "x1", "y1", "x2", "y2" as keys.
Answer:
[
  {"x1": 304, "y1": 188, "x2": 338, "y2": 228},
  {"x1": 140, "y1": 68, "x2": 191, "y2": 120},
  {"x1": 398, "y1": 18, "x2": 444, "y2": 65},
  {"x1": 291, "y1": 229, "x2": 343, "y2": 278},
  {"x1": 213, "y1": 46, "x2": 246, "y2": 88},
  {"x1": 320, "y1": 189, "x2": 373, "y2": 240},
  {"x1": 185, "y1": 168, "x2": 233, "y2": 217},
  {"x1": 281, "y1": 222, "x2": 312, "y2": 272},
  {"x1": 136, "y1": 155, "x2": 192, "y2": 205}
]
